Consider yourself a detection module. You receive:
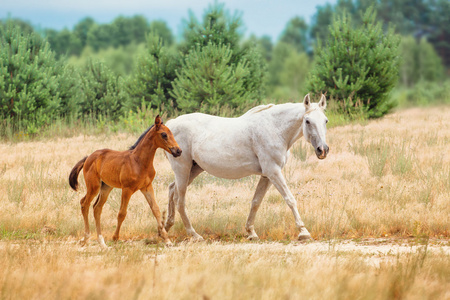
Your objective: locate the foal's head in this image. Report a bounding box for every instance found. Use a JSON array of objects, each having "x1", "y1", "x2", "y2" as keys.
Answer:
[
  {"x1": 152, "y1": 115, "x2": 182, "y2": 157},
  {"x1": 302, "y1": 94, "x2": 329, "y2": 160}
]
